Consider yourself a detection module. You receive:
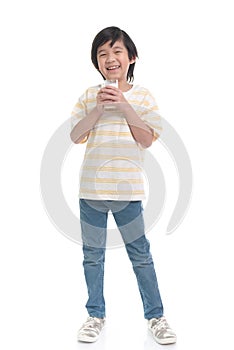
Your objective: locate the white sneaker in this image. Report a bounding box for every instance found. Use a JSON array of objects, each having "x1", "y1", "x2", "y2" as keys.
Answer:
[
  {"x1": 148, "y1": 316, "x2": 177, "y2": 345},
  {"x1": 77, "y1": 316, "x2": 105, "y2": 343}
]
